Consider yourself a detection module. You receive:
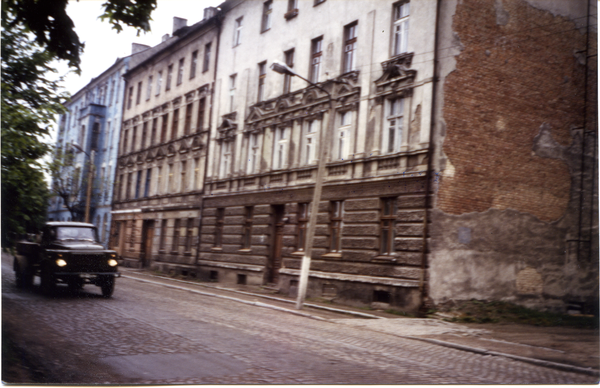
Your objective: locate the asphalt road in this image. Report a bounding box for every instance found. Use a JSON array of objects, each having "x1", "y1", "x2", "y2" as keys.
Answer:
[{"x1": 2, "y1": 252, "x2": 596, "y2": 384}]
